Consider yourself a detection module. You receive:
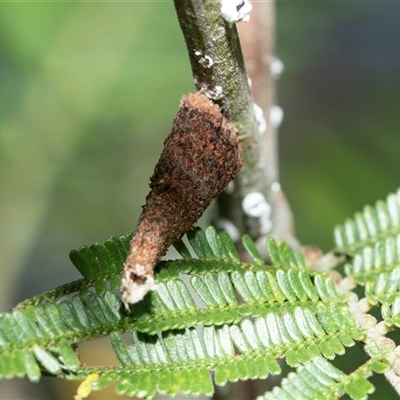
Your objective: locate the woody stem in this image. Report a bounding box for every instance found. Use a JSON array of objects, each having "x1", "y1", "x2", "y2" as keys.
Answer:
[{"x1": 174, "y1": 0, "x2": 294, "y2": 244}]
